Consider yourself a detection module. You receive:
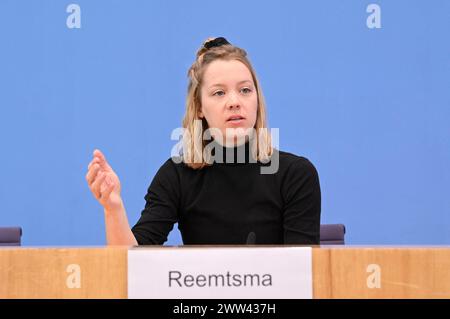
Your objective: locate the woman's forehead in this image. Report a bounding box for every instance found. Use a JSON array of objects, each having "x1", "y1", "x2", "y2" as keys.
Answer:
[{"x1": 203, "y1": 60, "x2": 253, "y2": 85}]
